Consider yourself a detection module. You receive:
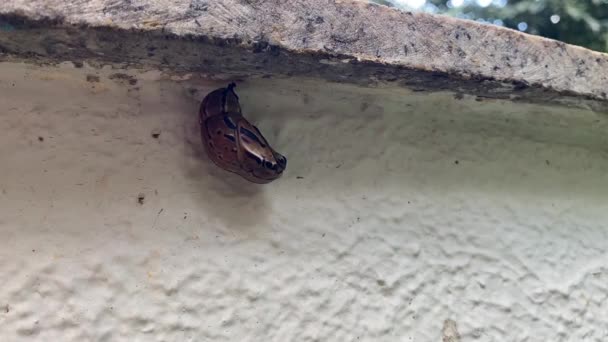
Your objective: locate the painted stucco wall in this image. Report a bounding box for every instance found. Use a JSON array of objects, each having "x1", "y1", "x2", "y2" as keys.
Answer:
[{"x1": 1, "y1": 61, "x2": 608, "y2": 341}]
